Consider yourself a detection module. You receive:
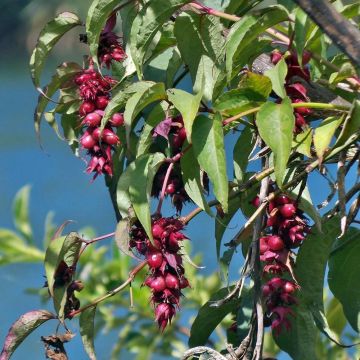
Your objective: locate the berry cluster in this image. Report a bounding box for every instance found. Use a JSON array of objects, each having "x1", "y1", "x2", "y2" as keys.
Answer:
[
  {"x1": 253, "y1": 193, "x2": 310, "y2": 334},
  {"x1": 271, "y1": 50, "x2": 312, "y2": 133},
  {"x1": 98, "y1": 23, "x2": 127, "y2": 68},
  {"x1": 74, "y1": 68, "x2": 124, "y2": 179},
  {"x1": 130, "y1": 217, "x2": 190, "y2": 330},
  {"x1": 151, "y1": 116, "x2": 208, "y2": 212}
]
